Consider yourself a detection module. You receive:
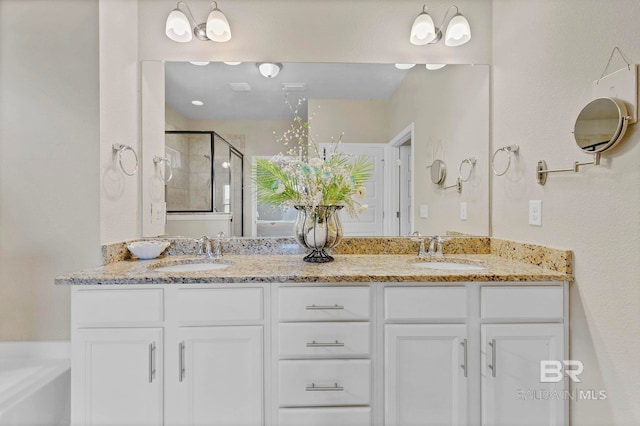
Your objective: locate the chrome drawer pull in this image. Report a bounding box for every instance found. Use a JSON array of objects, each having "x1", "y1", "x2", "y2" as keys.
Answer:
[
  {"x1": 488, "y1": 338, "x2": 497, "y2": 378},
  {"x1": 149, "y1": 342, "x2": 156, "y2": 383},
  {"x1": 306, "y1": 304, "x2": 344, "y2": 310},
  {"x1": 460, "y1": 338, "x2": 468, "y2": 378},
  {"x1": 307, "y1": 340, "x2": 345, "y2": 347},
  {"x1": 305, "y1": 382, "x2": 344, "y2": 392}
]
